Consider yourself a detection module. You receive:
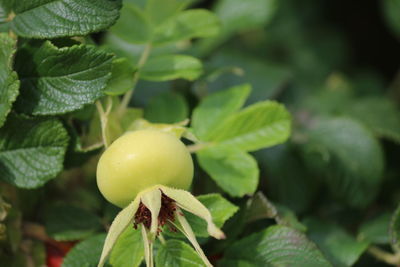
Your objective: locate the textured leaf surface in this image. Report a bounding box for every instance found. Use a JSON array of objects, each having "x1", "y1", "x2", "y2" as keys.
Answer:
[
  {"x1": 209, "y1": 101, "x2": 291, "y2": 152},
  {"x1": 9, "y1": 0, "x2": 122, "y2": 38},
  {"x1": 15, "y1": 41, "x2": 113, "y2": 115},
  {"x1": 154, "y1": 9, "x2": 220, "y2": 45},
  {"x1": 0, "y1": 33, "x2": 19, "y2": 128},
  {"x1": 110, "y1": 226, "x2": 144, "y2": 267},
  {"x1": 156, "y1": 240, "x2": 205, "y2": 267},
  {"x1": 45, "y1": 204, "x2": 103, "y2": 241},
  {"x1": 62, "y1": 234, "x2": 106, "y2": 267},
  {"x1": 192, "y1": 84, "x2": 251, "y2": 141},
  {"x1": 145, "y1": 91, "x2": 188, "y2": 123},
  {"x1": 198, "y1": 145, "x2": 259, "y2": 197},
  {"x1": 223, "y1": 225, "x2": 331, "y2": 267},
  {"x1": 0, "y1": 114, "x2": 69, "y2": 188},
  {"x1": 305, "y1": 218, "x2": 369, "y2": 267},
  {"x1": 141, "y1": 55, "x2": 203, "y2": 81},
  {"x1": 301, "y1": 117, "x2": 384, "y2": 208}
]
